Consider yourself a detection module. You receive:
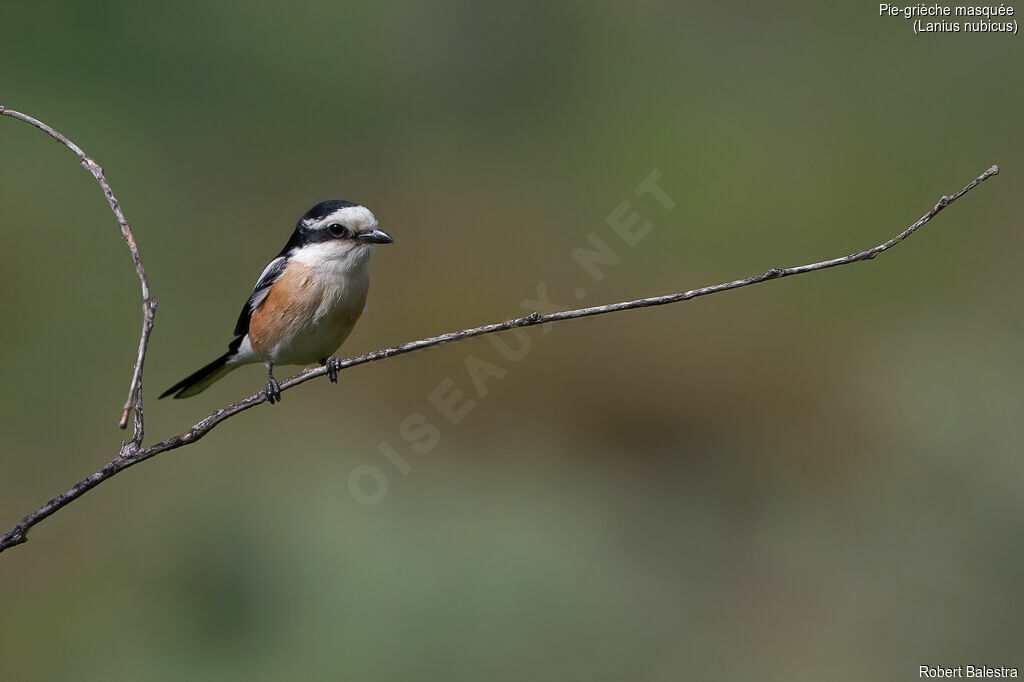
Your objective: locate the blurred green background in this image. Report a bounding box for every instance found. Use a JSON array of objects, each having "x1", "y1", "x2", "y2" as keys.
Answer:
[{"x1": 1, "y1": 1, "x2": 1021, "y2": 680}]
